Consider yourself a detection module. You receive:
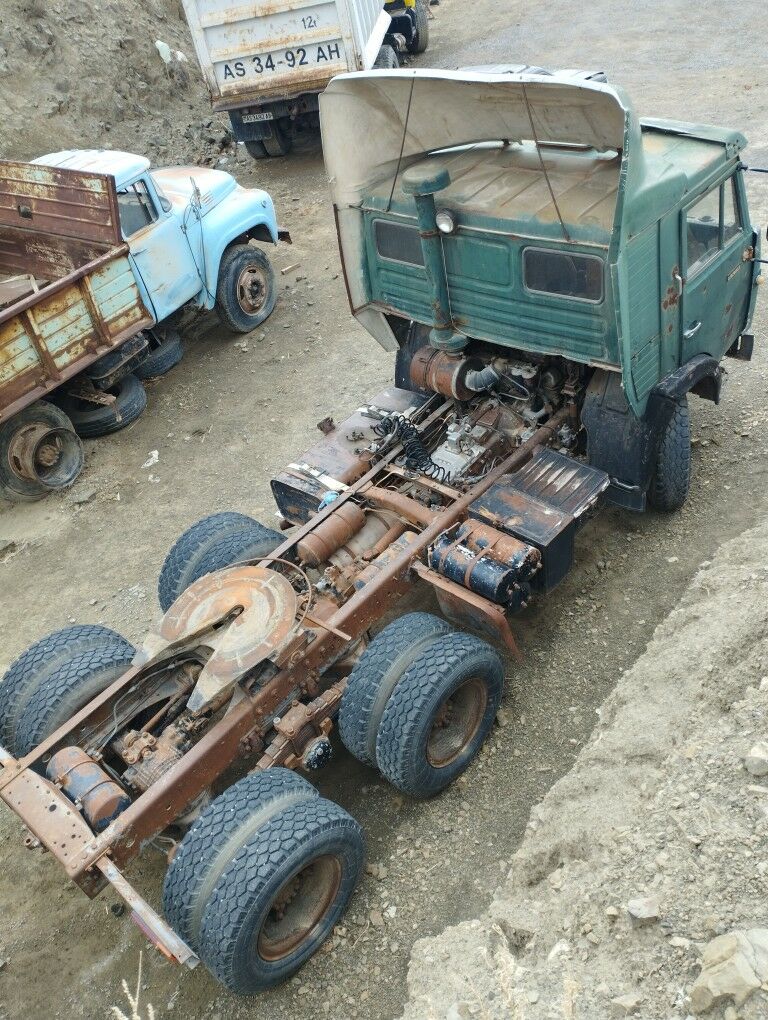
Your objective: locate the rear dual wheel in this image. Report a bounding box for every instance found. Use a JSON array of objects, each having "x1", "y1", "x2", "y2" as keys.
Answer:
[
  {"x1": 0, "y1": 623, "x2": 135, "y2": 757},
  {"x1": 163, "y1": 769, "x2": 364, "y2": 993},
  {"x1": 339, "y1": 613, "x2": 504, "y2": 798}
]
